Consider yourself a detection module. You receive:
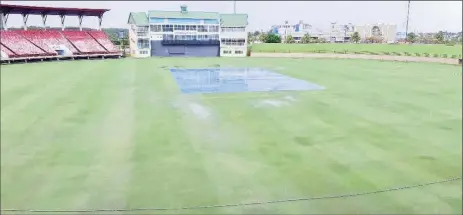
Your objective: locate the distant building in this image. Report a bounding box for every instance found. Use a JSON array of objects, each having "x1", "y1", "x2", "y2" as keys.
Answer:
[
  {"x1": 326, "y1": 22, "x2": 355, "y2": 43},
  {"x1": 270, "y1": 20, "x2": 312, "y2": 43},
  {"x1": 269, "y1": 21, "x2": 355, "y2": 43},
  {"x1": 396, "y1": 32, "x2": 406, "y2": 41},
  {"x1": 354, "y1": 23, "x2": 397, "y2": 43}
]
